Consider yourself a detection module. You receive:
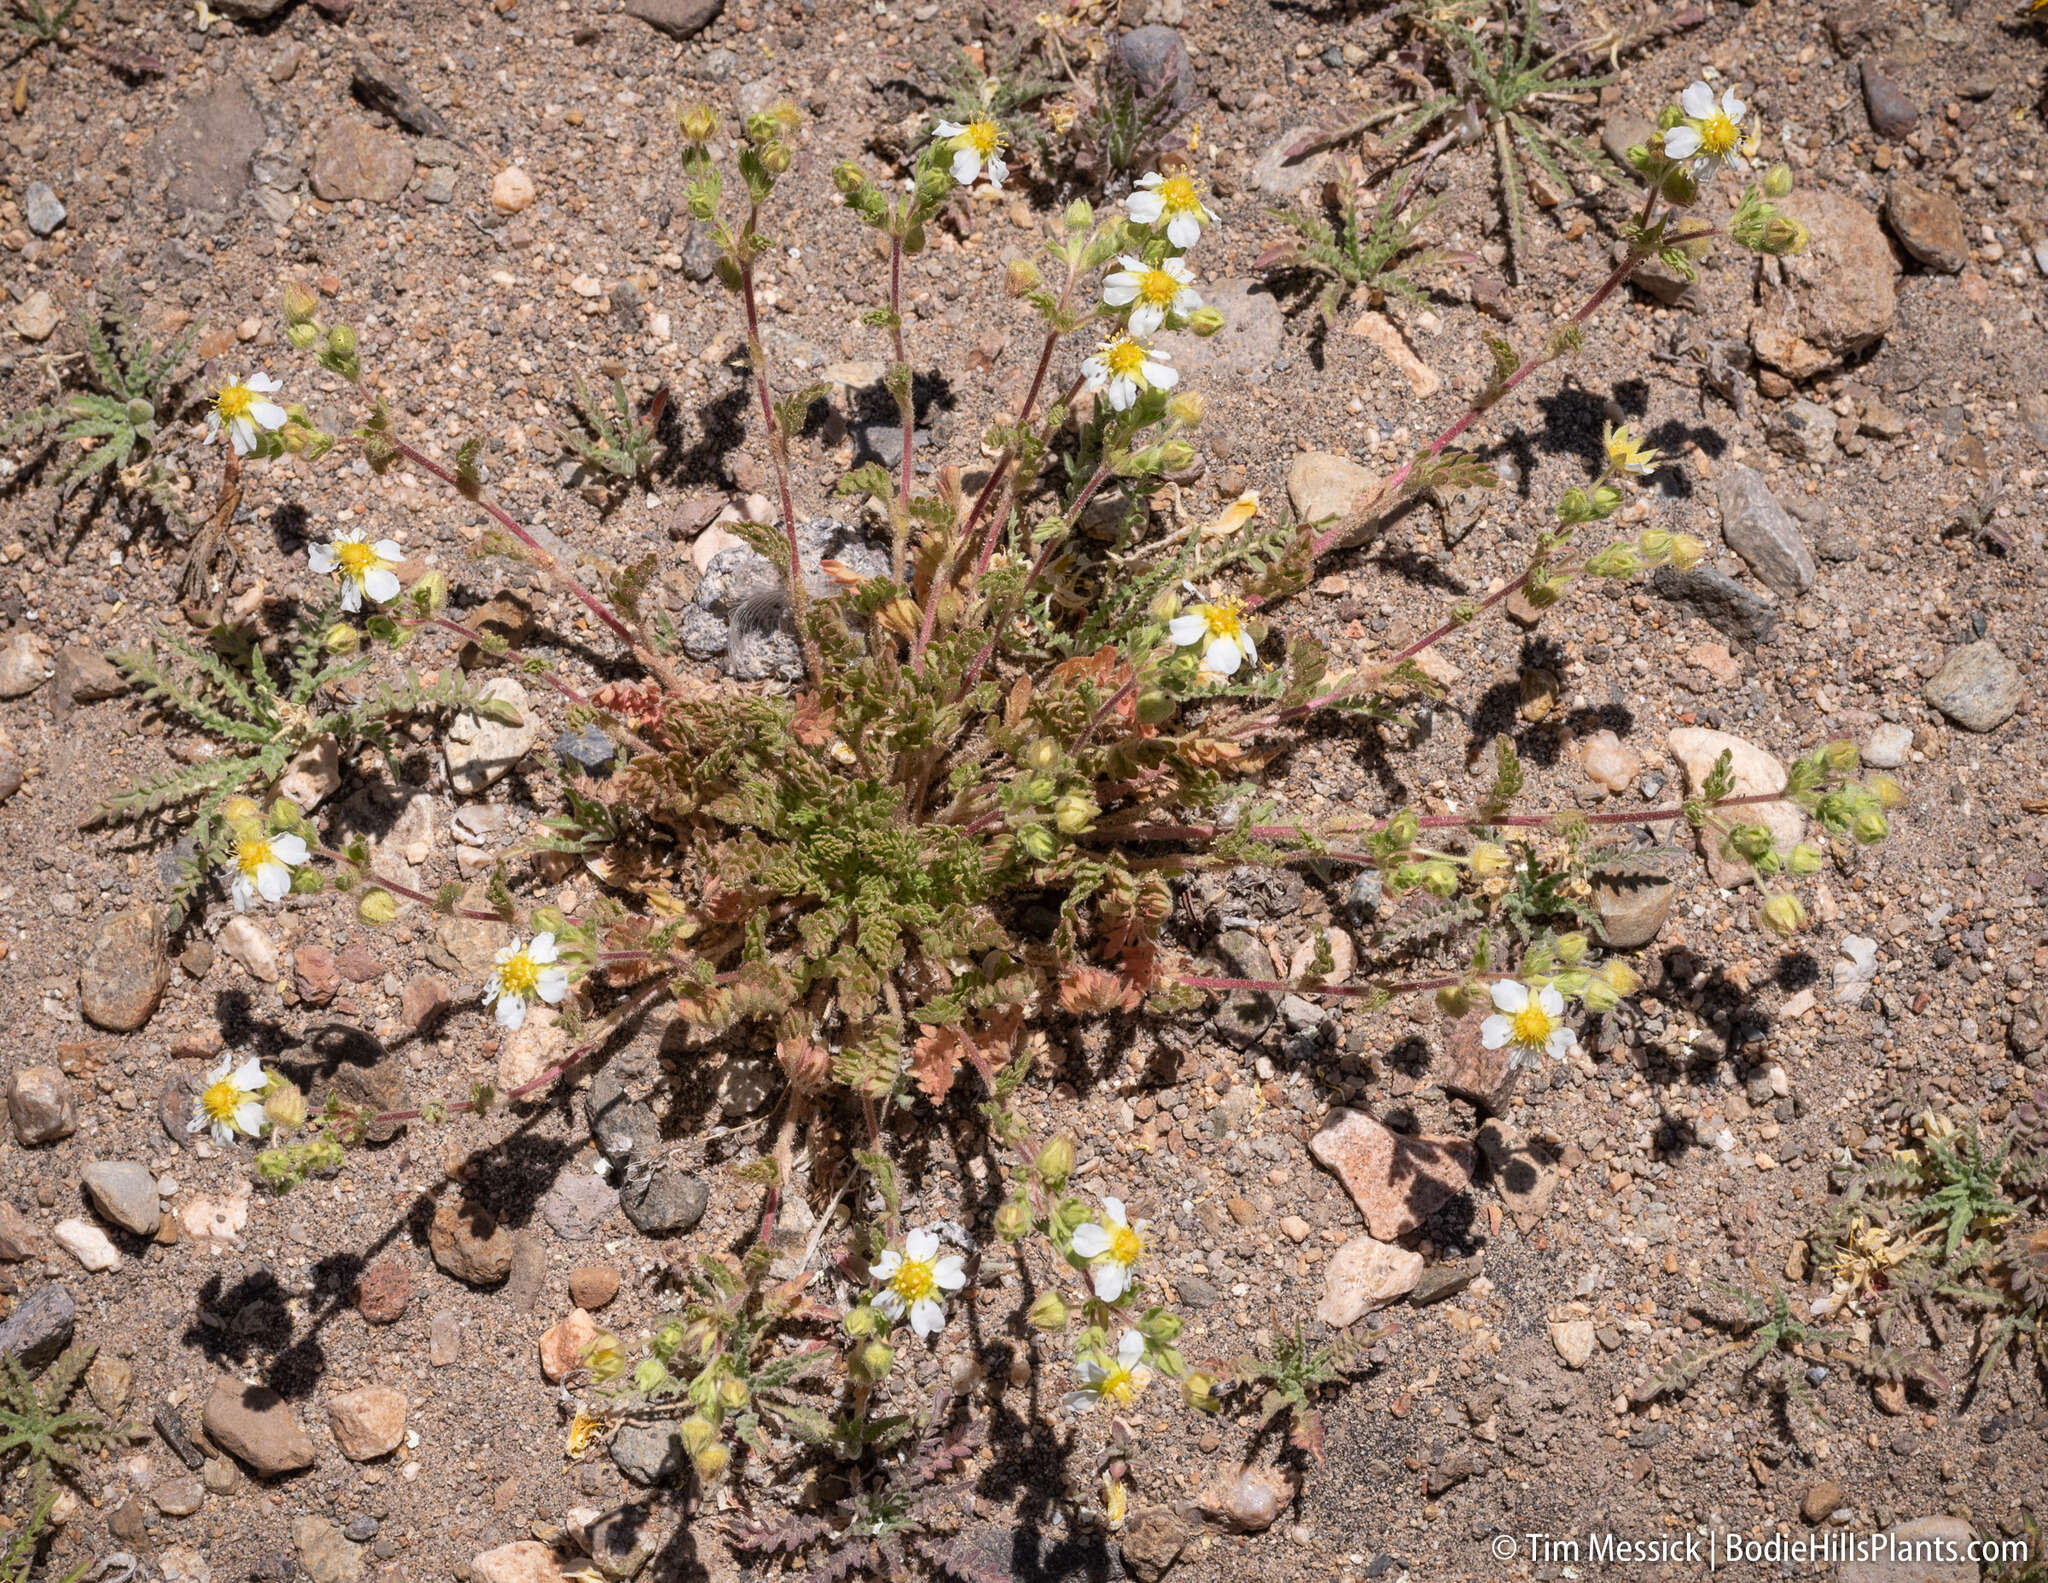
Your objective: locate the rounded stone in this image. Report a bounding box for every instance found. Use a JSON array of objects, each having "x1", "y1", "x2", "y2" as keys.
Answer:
[
  {"x1": 8, "y1": 1065, "x2": 78, "y2": 1145},
  {"x1": 1923, "y1": 640, "x2": 2021, "y2": 733},
  {"x1": 79, "y1": 908, "x2": 171, "y2": 1032}
]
